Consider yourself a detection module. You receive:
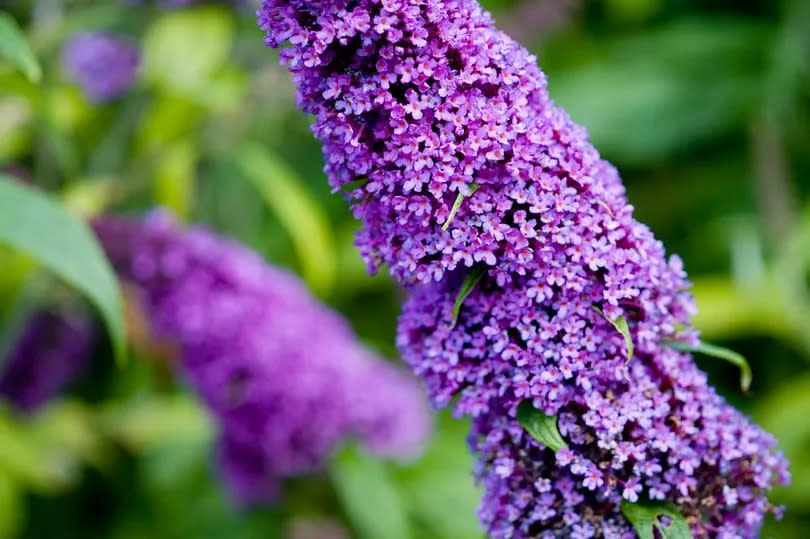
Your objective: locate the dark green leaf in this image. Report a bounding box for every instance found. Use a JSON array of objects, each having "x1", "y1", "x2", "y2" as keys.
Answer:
[
  {"x1": 663, "y1": 339, "x2": 752, "y2": 391},
  {"x1": 620, "y1": 500, "x2": 692, "y2": 539},
  {"x1": 516, "y1": 401, "x2": 567, "y2": 452},
  {"x1": 0, "y1": 177, "x2": 126, "y2": 364},
  {"x1": 331, "y1": 446, "x2": 411, "y2": 539},
  {"x1": 0, "y1": 12, "x2": 41, "y2": 82},
  {"x1": 442, "y1": 183, "x2": 480, "y2": 231},
  {"x1": 451, "y1": 264, "x2": 486, "y2": 328},
  {"x1": 593, "y1": 307, "x2": 634, "y2": 363}
]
